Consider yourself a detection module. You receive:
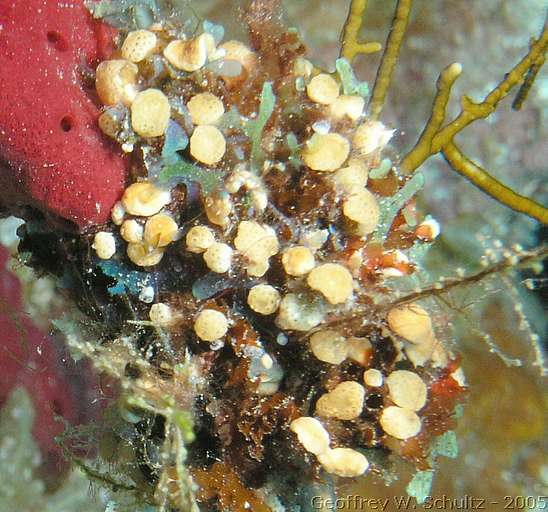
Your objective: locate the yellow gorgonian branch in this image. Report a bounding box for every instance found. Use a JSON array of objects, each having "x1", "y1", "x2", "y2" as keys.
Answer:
[
  {"x1": 368, "y1": 0, "x2": 413, "y2": 120},
  {"x1": 340, "y1": 0, "x2": 382, "y2": 63},
  {"x1": 402, "y1": 15, "x2": 548, "y2": 172},
  {"x1": 400, "y1": 15, "x2": 548, "y2": 223},
  {"x1": 512, "y1": 41, "x2": 546, "y2": 111},
  {"x1": 442, "y1": 143, "x2": 548, "y2": 224},
  {"x1": 400, "y1": 62, "x2": 463, "y2": 172},
  {"x1": 432, "y1": 22, "x2": 547, "y2": 152}
]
